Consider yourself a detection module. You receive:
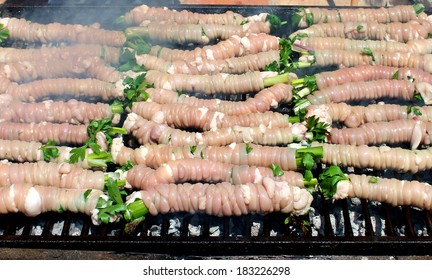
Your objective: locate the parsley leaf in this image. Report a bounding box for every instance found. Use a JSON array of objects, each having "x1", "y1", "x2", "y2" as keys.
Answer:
[
  {"x1": 318, "y1": 166, "x2": 349, "y2": 200},
  {"x1": 39, "y1": 139, "x2": 60, "y2": 162},
  {"x1": 362, "y1": 47, "x2": 375, "y2": 62},
  {"x1": 269, "y1": 163, "x2": 284, "y2": 177},
  {"x1": 245, "y1": 143, "x2": 253, "y2": 154}
]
